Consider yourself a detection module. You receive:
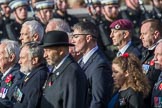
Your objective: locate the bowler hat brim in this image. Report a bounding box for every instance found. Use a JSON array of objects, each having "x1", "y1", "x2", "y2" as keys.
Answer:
[{"x1": 42, "y1": 42, "x2": 74, "y2": 48}]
